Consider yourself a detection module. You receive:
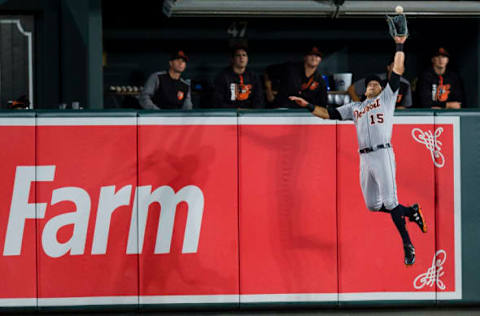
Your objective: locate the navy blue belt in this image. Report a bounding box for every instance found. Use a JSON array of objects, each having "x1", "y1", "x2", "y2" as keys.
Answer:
[{"x1": 359, "y1": 143, "x2": 391, "y2": 154}]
